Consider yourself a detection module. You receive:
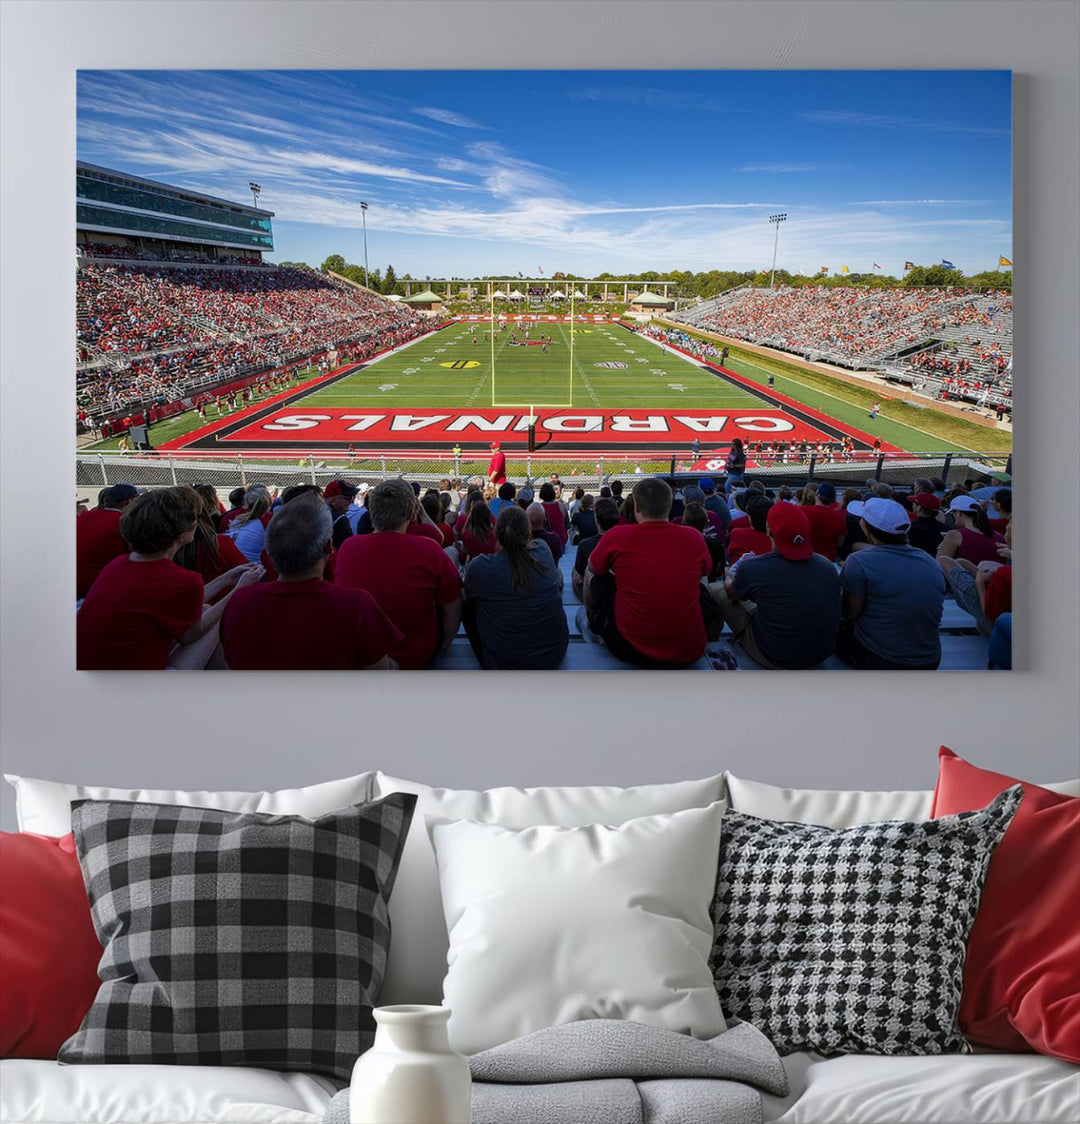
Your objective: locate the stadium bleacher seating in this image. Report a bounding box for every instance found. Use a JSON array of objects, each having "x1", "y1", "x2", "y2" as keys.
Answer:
[
  {"x1": 76, "y1": 259, "x2": 421, "y2": 418},
  {"x1": 670, "y1": 287, "x2": 1012, "y2": 392}
]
